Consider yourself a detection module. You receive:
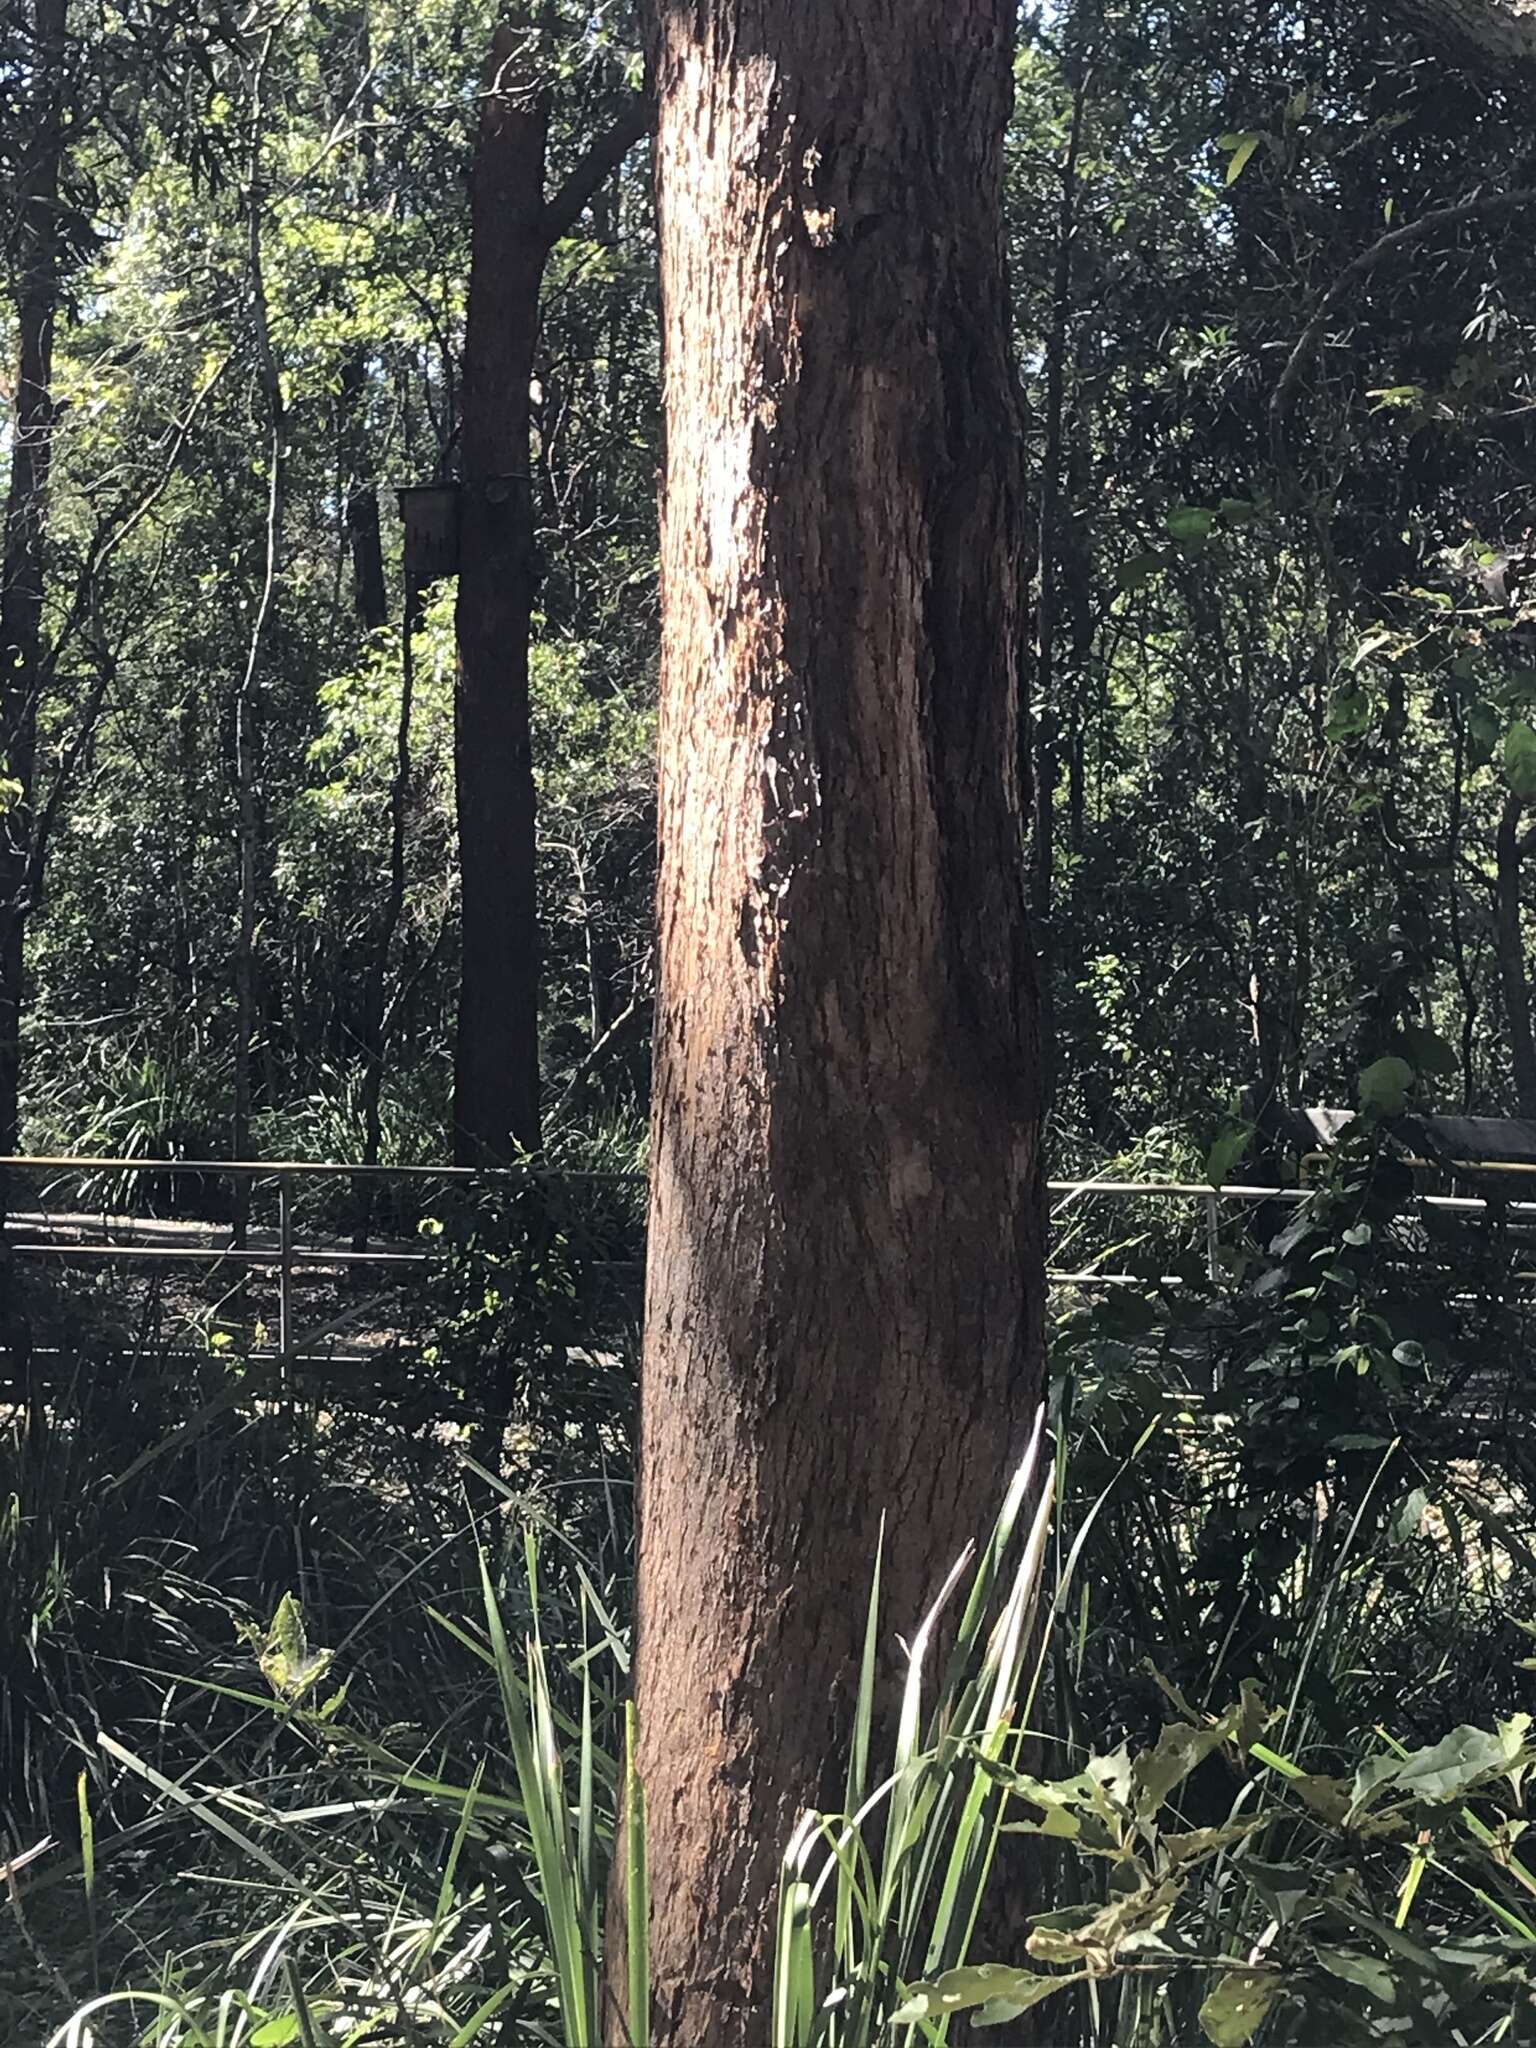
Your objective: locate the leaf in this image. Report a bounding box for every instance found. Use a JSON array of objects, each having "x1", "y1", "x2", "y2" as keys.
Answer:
[
  {"x1": 1223, "y1": 132, "x2": 1263, "y2": 184},
  {"x1": 1200, "y1": 1969, "x2": 1282, "y2": 2046},
  {"x1": 1326, "y1": 681, "x2": 1372, "y2": 742},
  {"x1": 1394, "y1": 1487, "x2": 1429, "y2": 1542},
  {"x1": 1162, "y1": 1816, "x2": 1269, "y2": 1863},
  {"x1": 1351, "y1": 1717, "x2": 1532, "y2": 1818},
  {"x1": 1401, "y1": 1023, "x2": 1458, "y2": 1078},
  {"x1": 972, "y1": 1975, "x2": 1080, "y2": 2026},
  {"x1": 258, "y1": 1592, "x2": 334, "y2": 1703},
  {"x1": 1359, "y1": 1056, "x2": 1413, "y2": 1115},
  {"x1": 1506, "y1": 719, "x2": 1536, "y2": 802},
  {"x1": 251, "y1": 2022, "x2": 302, "y2": 2048},
  {"x1": 890, "y1": 1964, "x2": 1060, "y2": 2025},
  {"x1": 1027, "y1": 1880, "x2": 1181, "y2": 1973},
  {"x1": 1316, "y1": 1948, "x2": 1397, "y2": 2001},
  {"x1": 1115, "y1": 549, "x2": 1167, "y2": 591},
  {"x1": 1466, "y1": 702, "x2": 1501, "y2": 764},
  {"x1": 1205, "y1": 1122, "x2": 1251, "y2": 1188},
  {"x1": 1166, "y1": 503, "x2": 1218, "y2": 546},
  {"x1": 1133, "y1": 1720, "x2": 1226, "y2": 1816}
]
